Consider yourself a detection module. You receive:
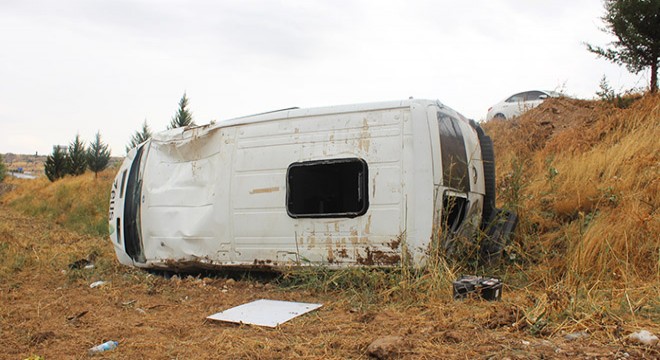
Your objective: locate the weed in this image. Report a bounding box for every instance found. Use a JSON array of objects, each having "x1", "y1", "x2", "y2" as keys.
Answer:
[
  {"x1": 596, "y1": 75, "x2": 643, "y2": 109},
  {"x1": 499, "y1": 157, "x2": 528, "y2": 213}
]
